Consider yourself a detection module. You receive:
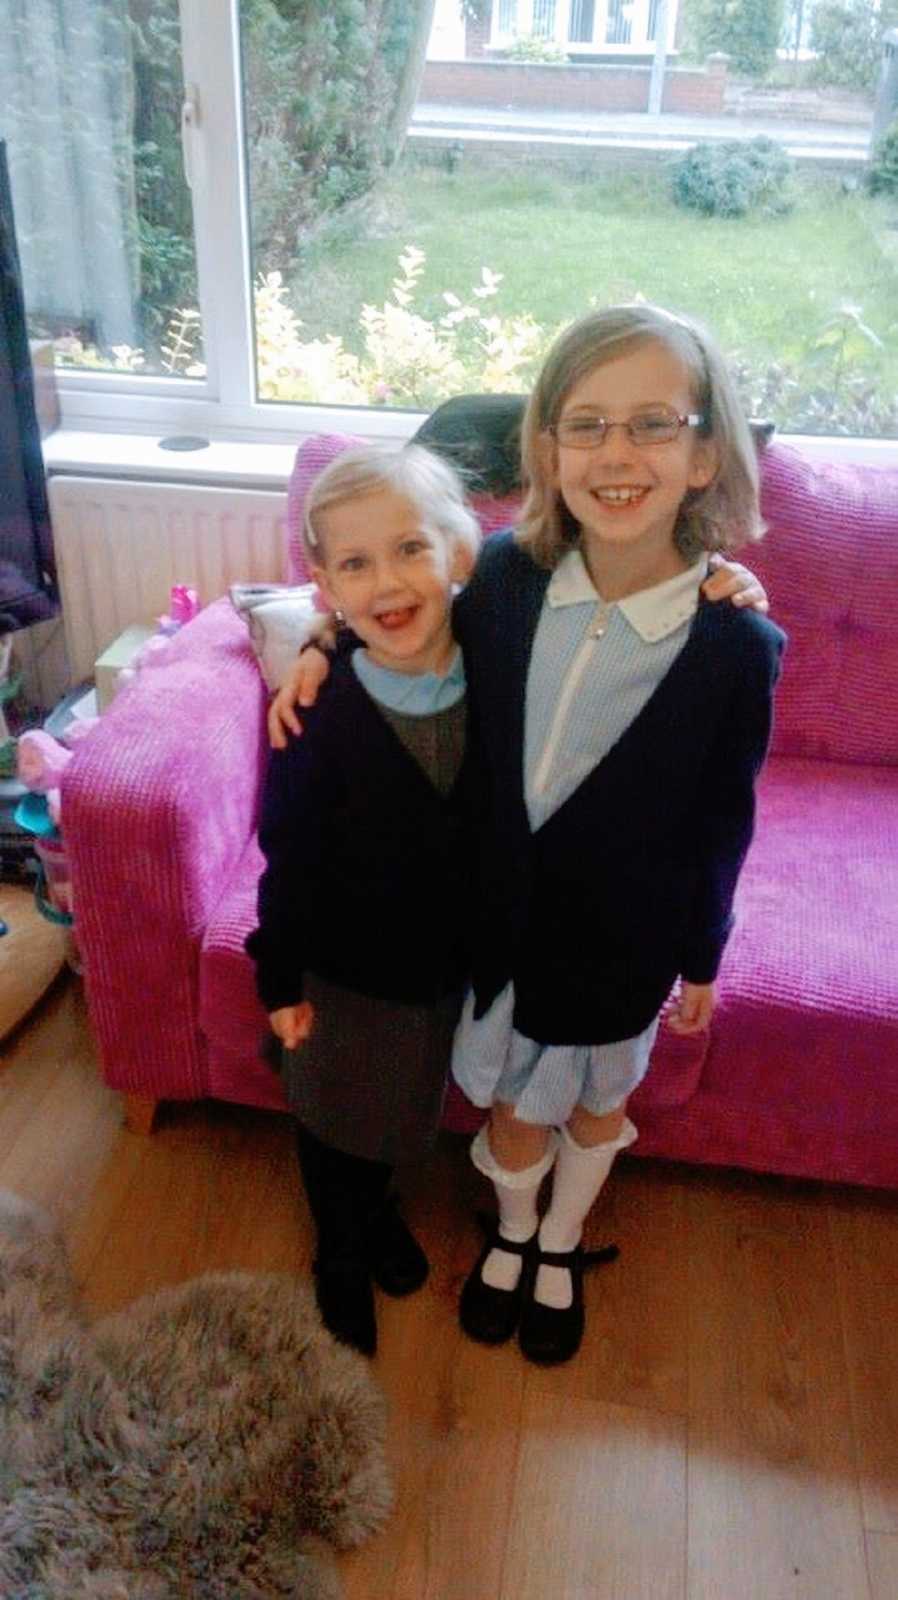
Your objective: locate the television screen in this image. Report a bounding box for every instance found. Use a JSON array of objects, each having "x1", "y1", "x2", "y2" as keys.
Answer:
[{"x1": 0, "y1": 138, "x2": 59, "y2": 635}]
